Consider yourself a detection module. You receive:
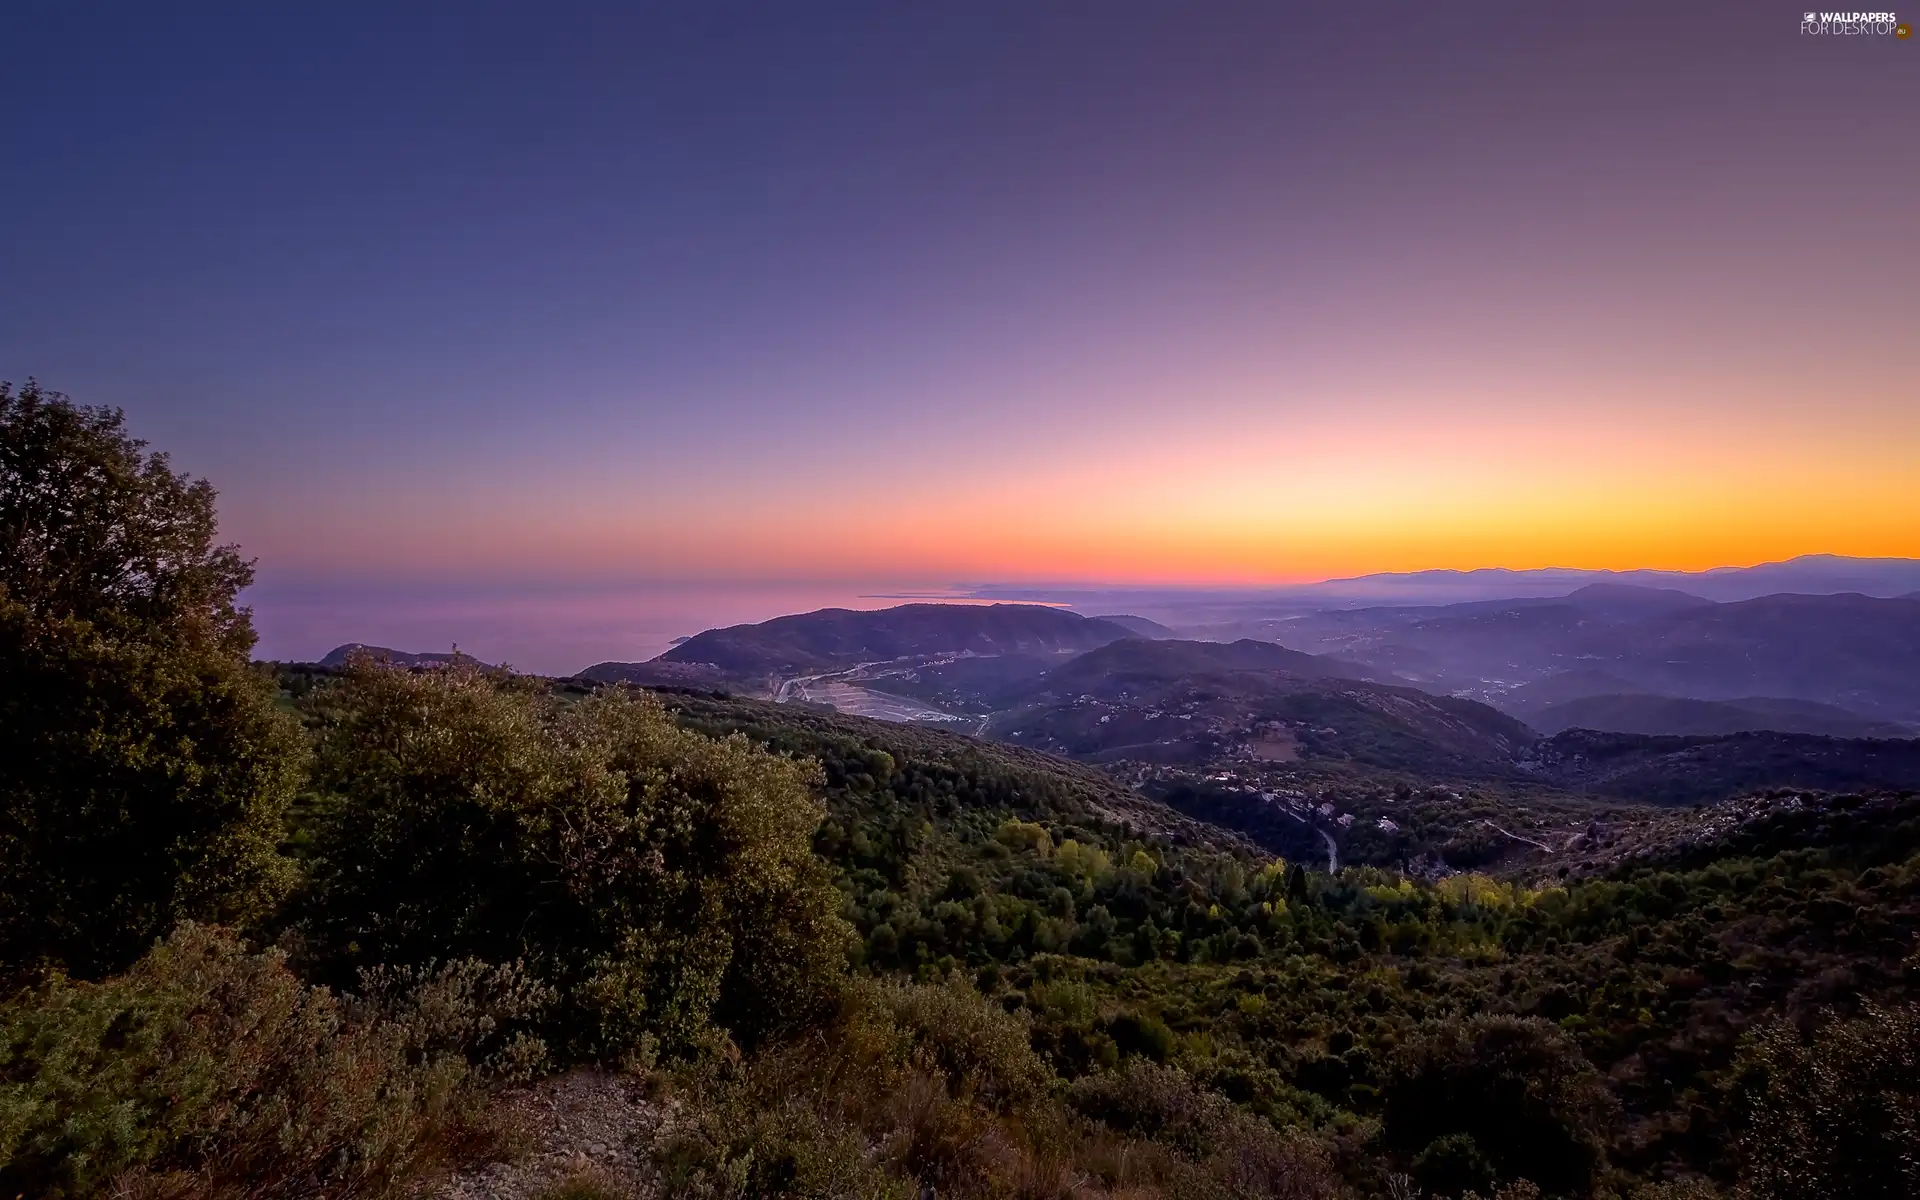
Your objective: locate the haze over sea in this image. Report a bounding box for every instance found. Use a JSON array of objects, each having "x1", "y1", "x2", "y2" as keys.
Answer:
[
  {"x1": 246, "y1": 576, "x2": 1010, "y2": 675},
  {"x1": 246, "y1": 551, "x2": 1920, "y2": 677}
]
